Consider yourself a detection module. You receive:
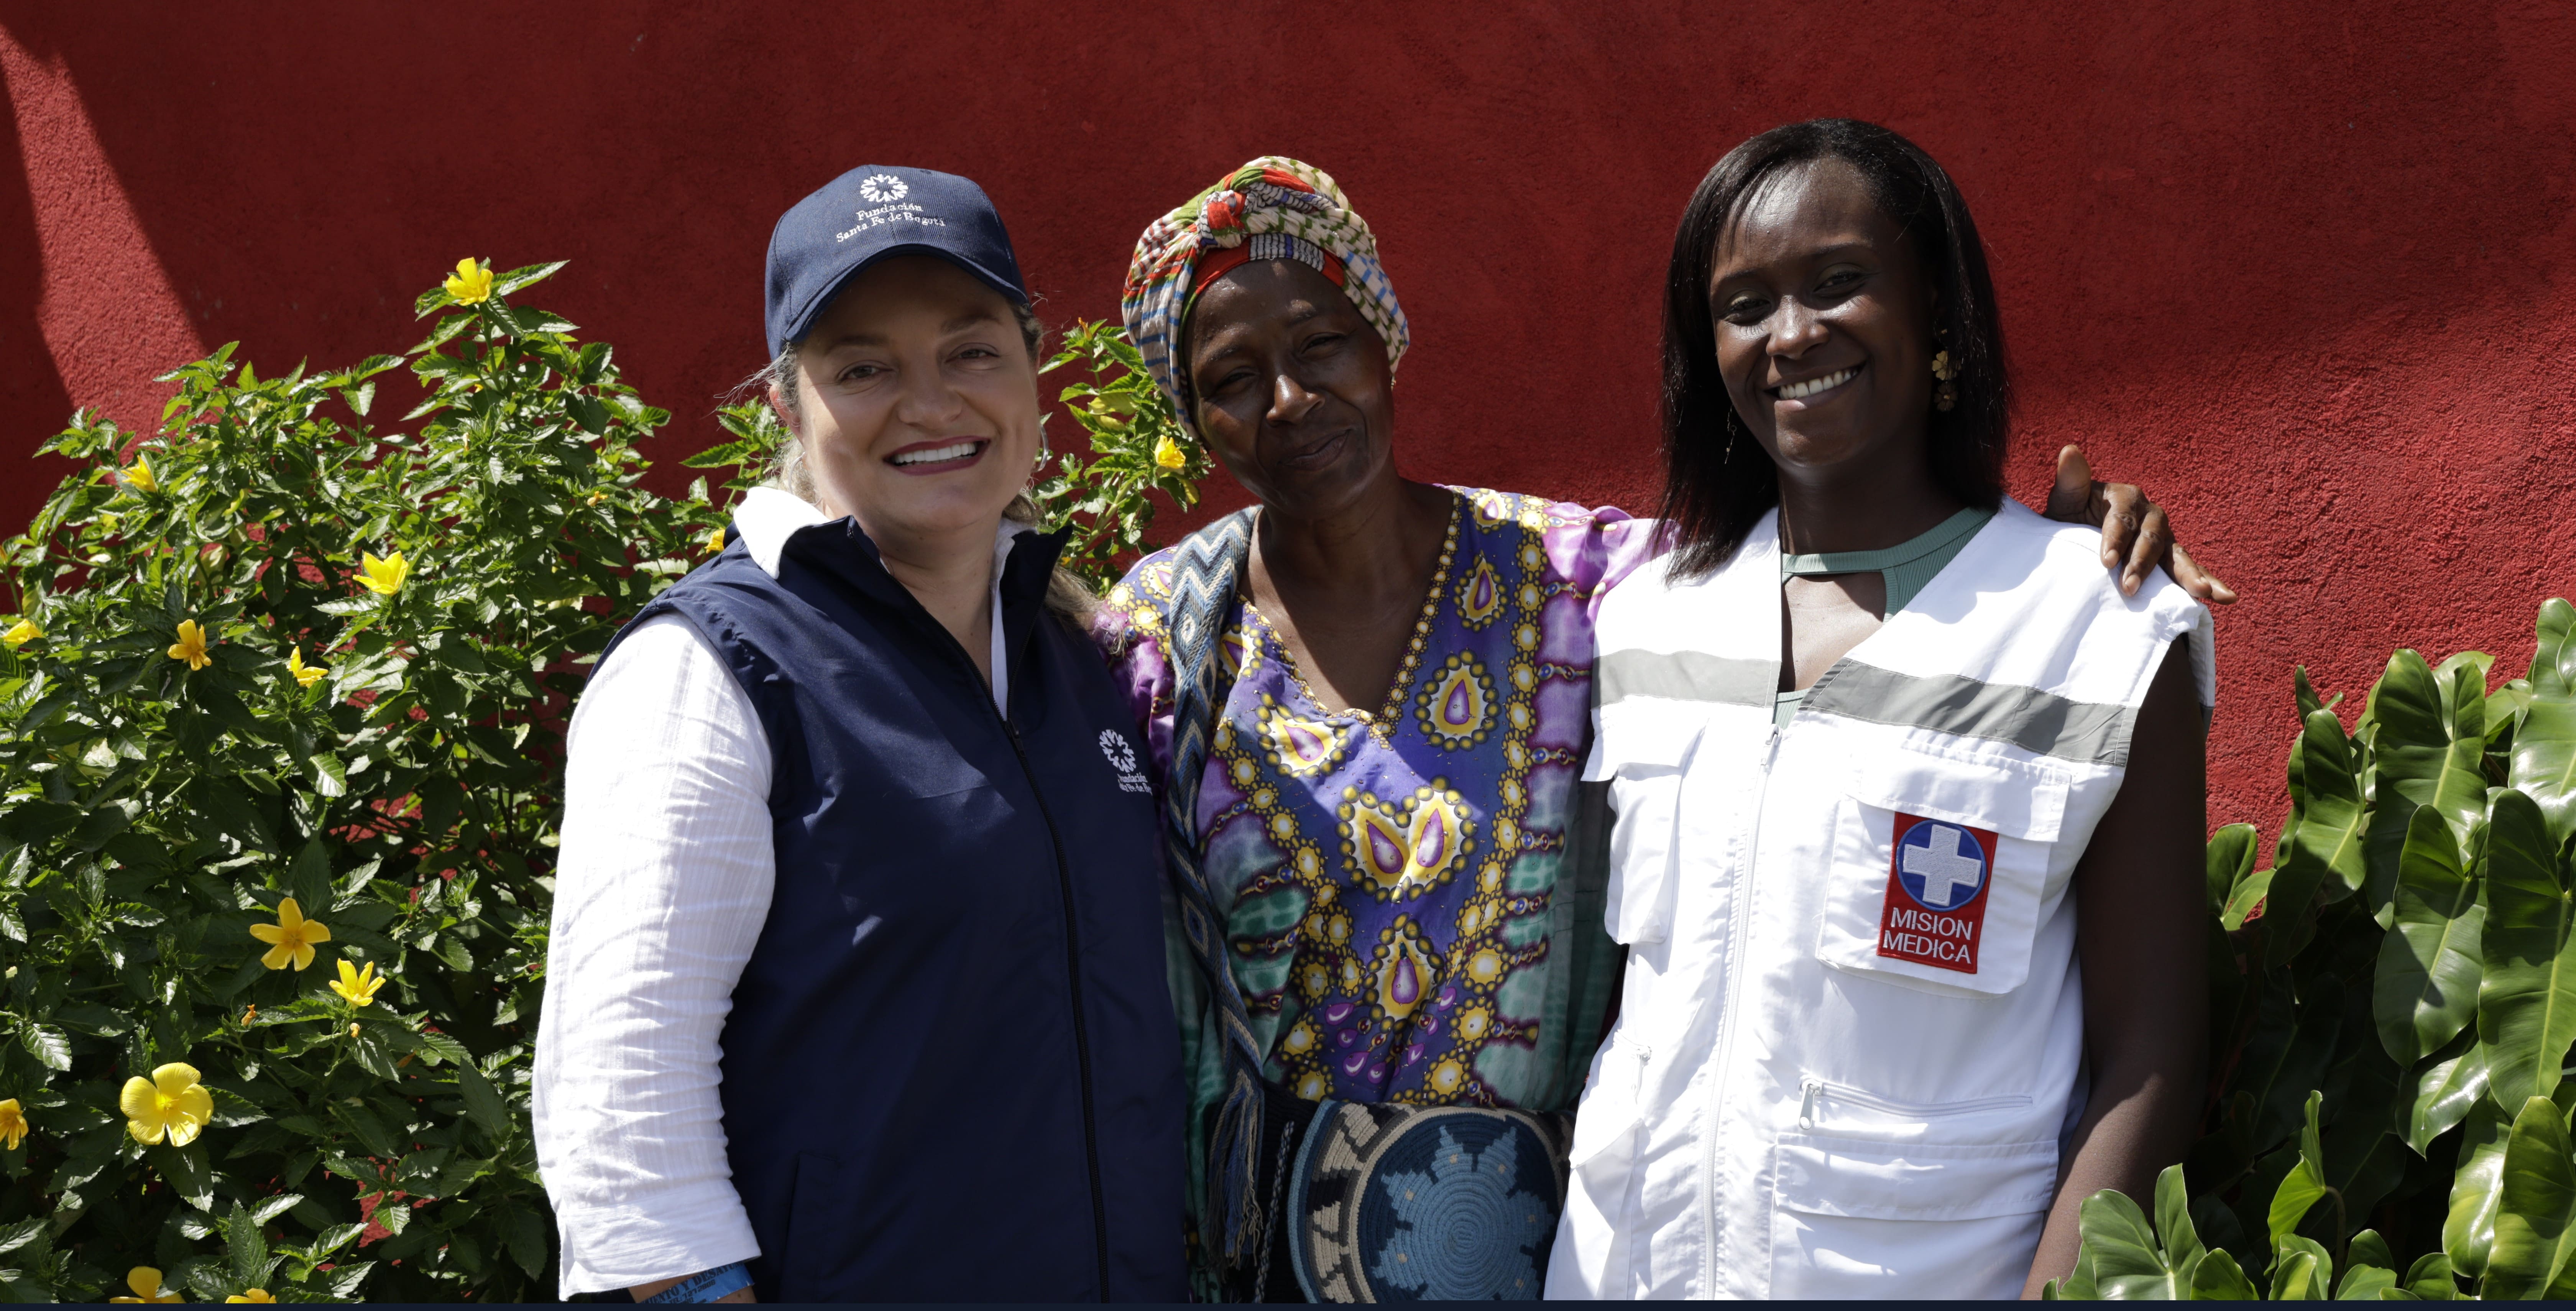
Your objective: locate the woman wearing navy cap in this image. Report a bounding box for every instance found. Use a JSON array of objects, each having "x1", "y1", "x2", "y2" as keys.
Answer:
[{"x1": 533, "y1": 166, "x2": 1188, "y2": 1303}]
